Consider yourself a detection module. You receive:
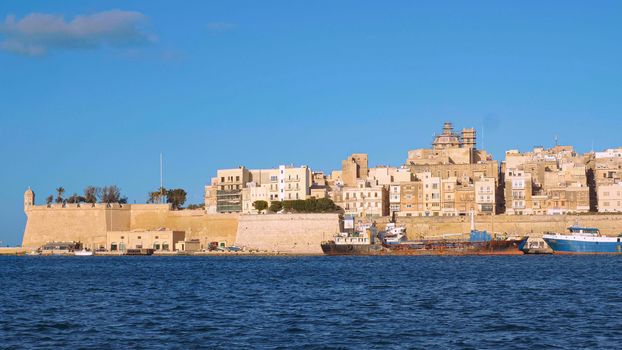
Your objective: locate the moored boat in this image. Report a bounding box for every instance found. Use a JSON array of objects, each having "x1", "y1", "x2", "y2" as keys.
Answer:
[
  {"x1": 543, "y1": 226, "x2": 622, "y2": 254},
  {"x1": 321, "y1": 218, "x2": 527, "y2": 256},
  {"x1": 125, "y1": 248, "x2": 155, "y2": 256},
  {"x1": 74, "y1": 249, "x2": 94, "y2": 256}
]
